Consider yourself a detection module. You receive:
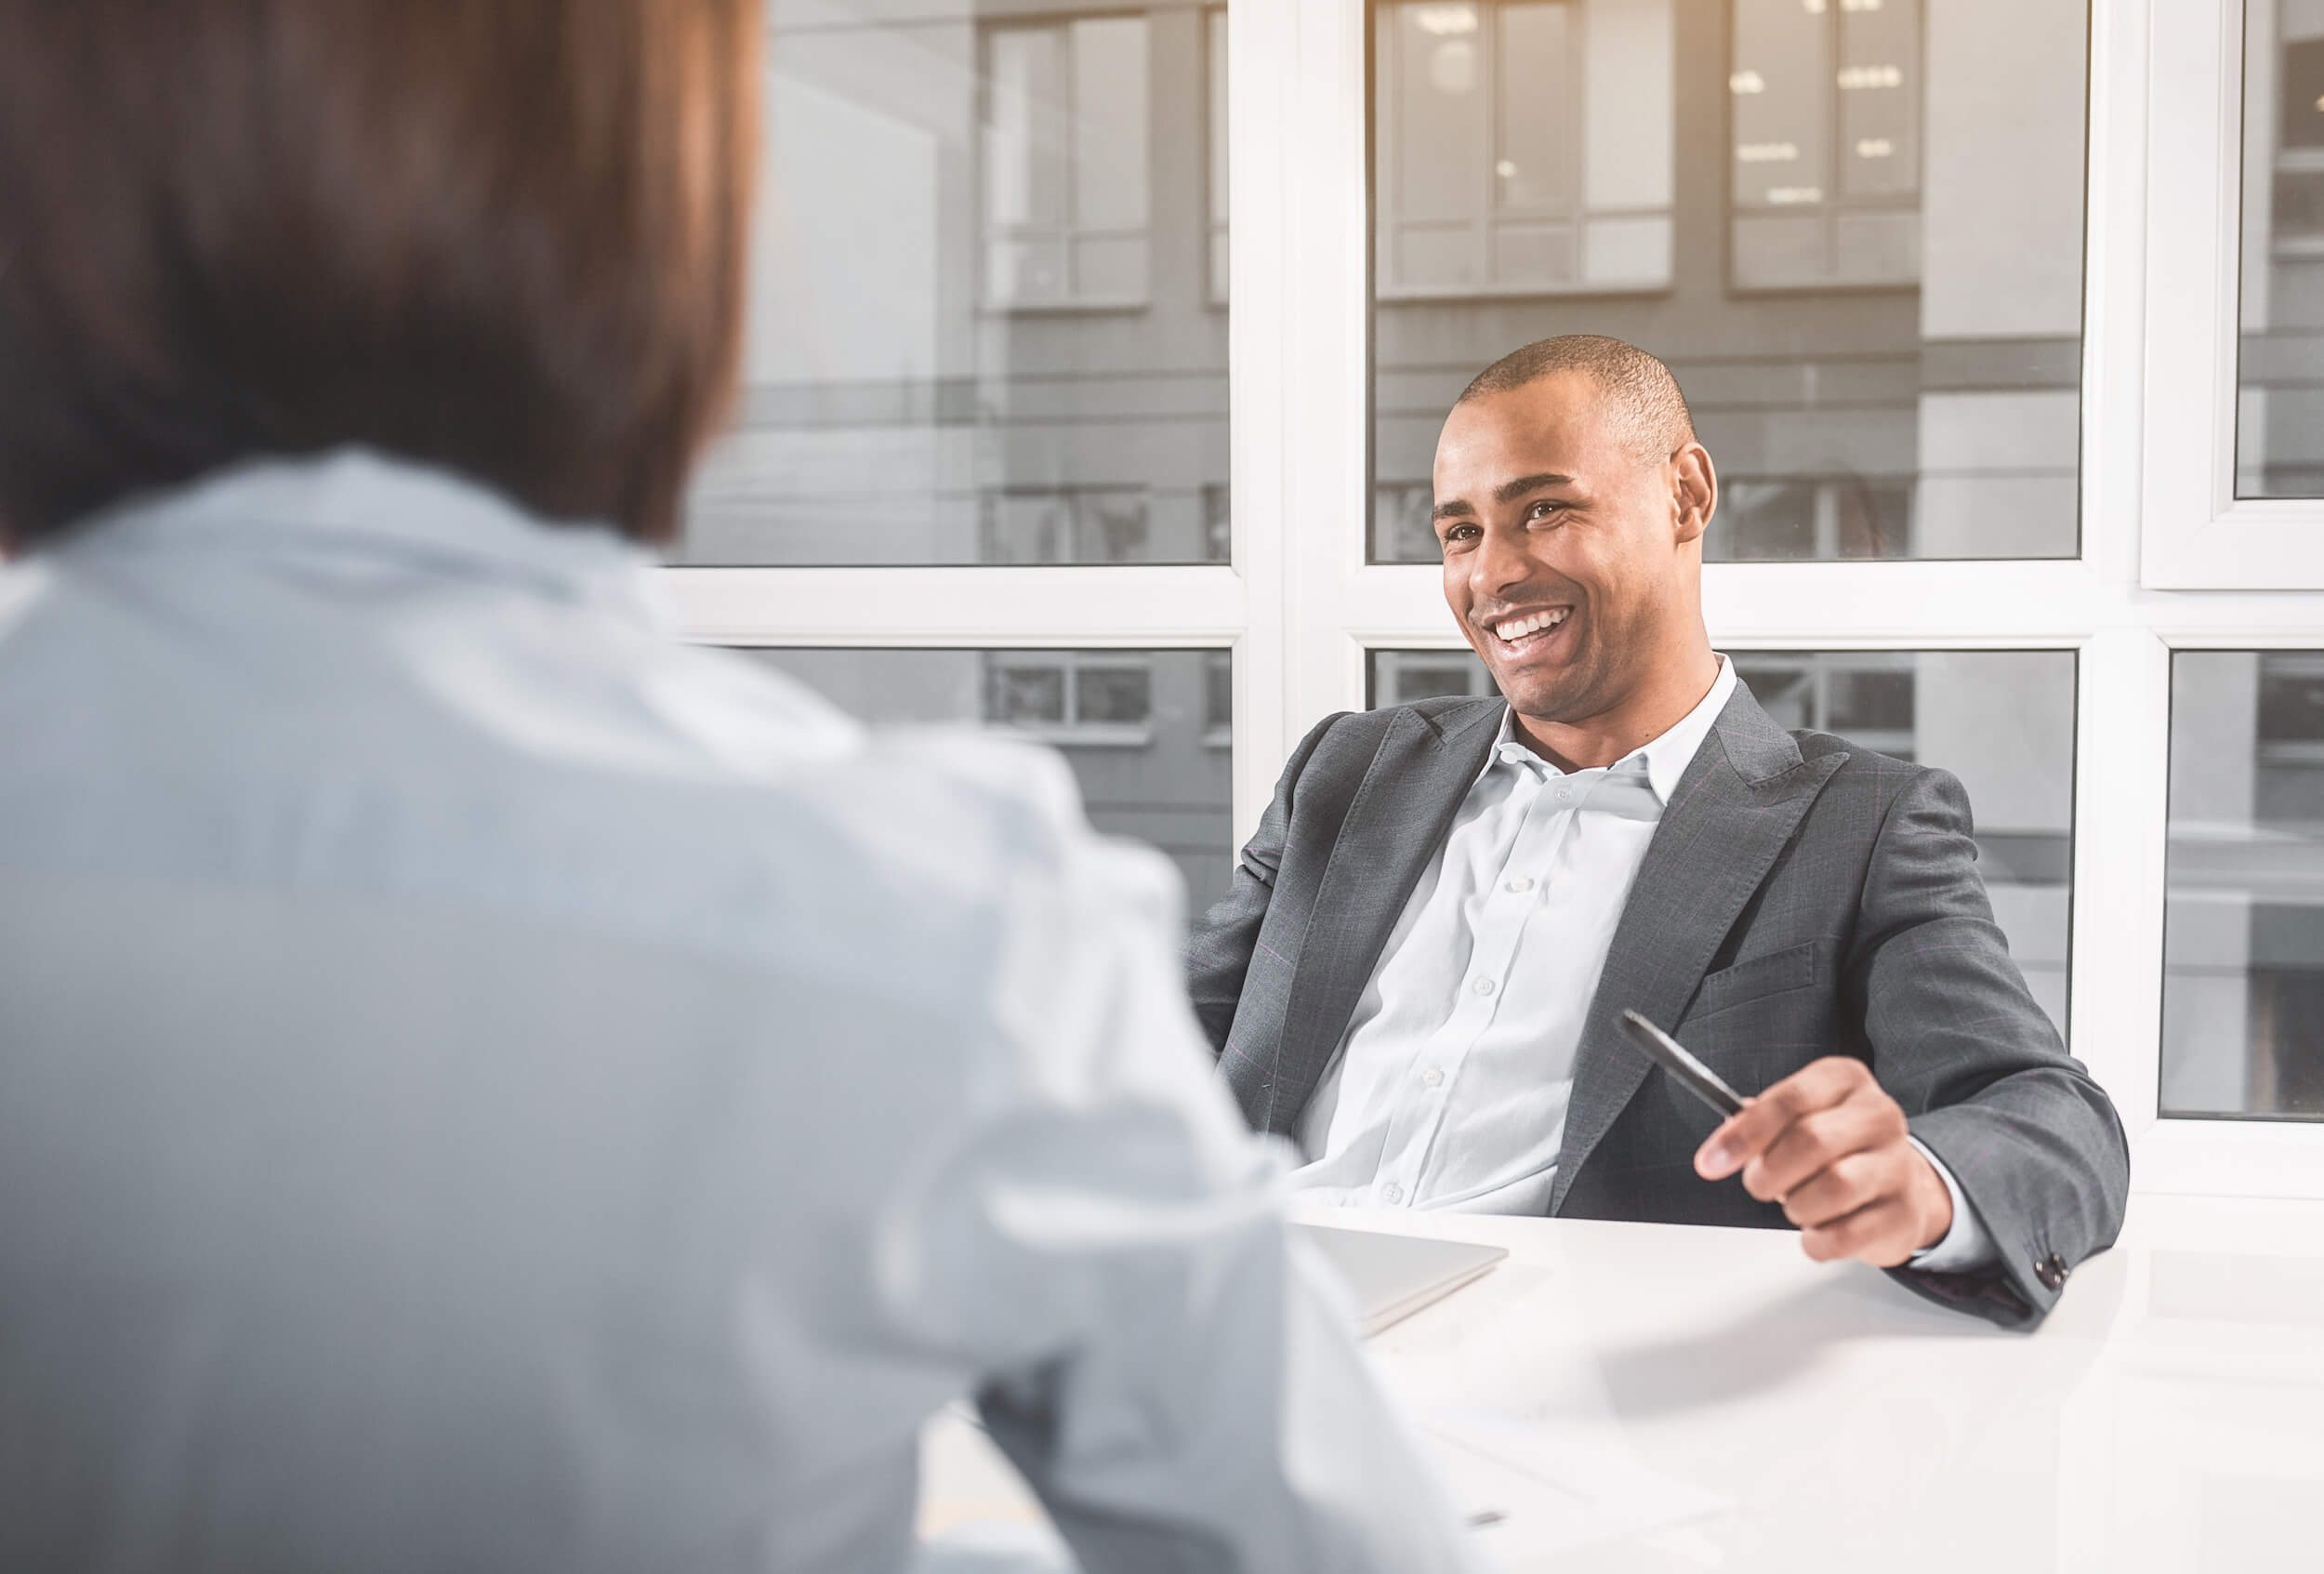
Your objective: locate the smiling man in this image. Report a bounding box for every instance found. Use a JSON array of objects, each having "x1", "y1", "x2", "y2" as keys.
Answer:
[{"x1": 1187, "y1": 336, "x2": 2128, "y2": 1329}]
